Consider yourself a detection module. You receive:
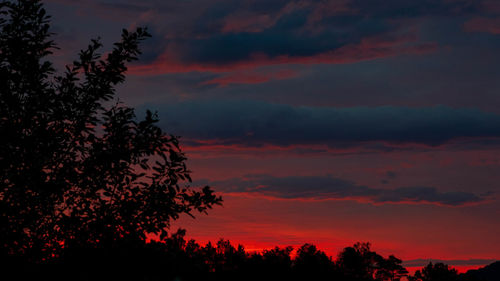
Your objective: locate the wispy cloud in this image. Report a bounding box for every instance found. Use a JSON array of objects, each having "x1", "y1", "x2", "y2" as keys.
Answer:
[
  {"x1": 151, "y1": 101, "x2": 500, "y2": 148},
  {"x1": 197, "y1": 174, "x2": 487, "y2": 206},
  {"x1": 200, "y1": 69, "x2": 298, "y2": 87}
]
